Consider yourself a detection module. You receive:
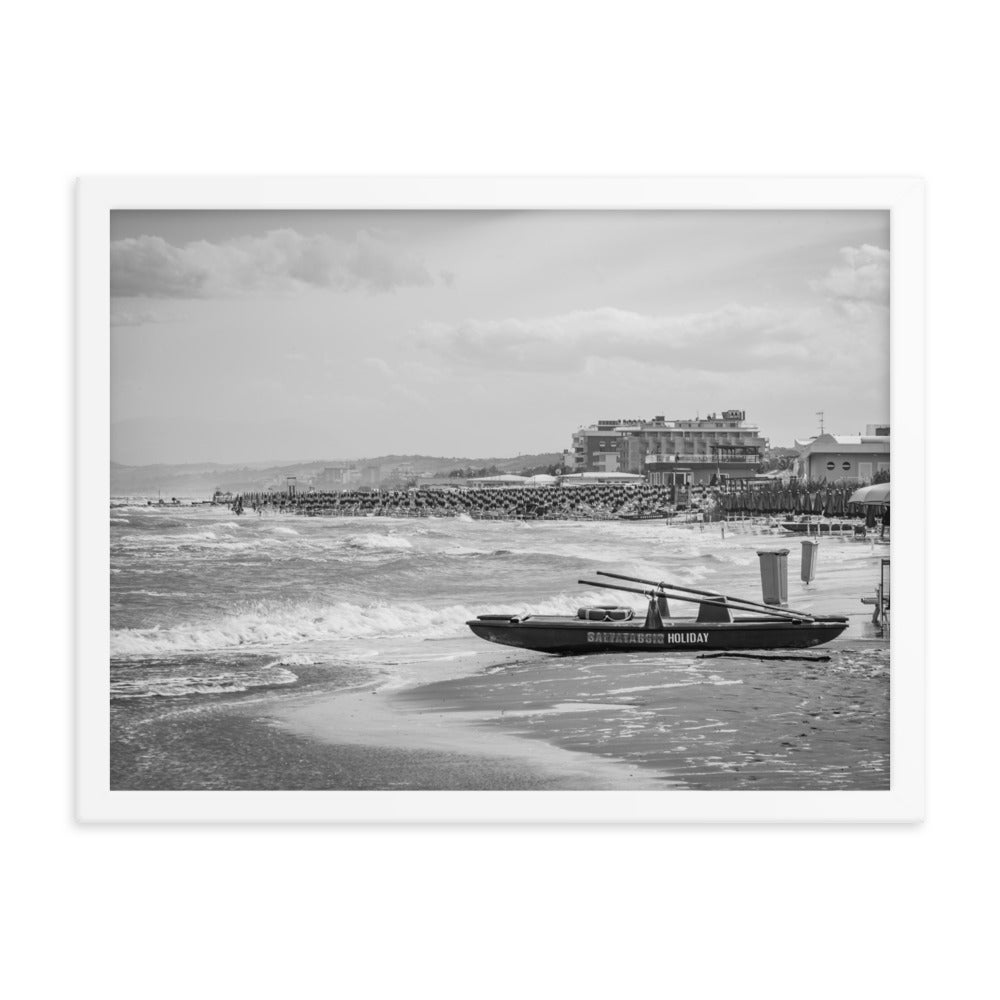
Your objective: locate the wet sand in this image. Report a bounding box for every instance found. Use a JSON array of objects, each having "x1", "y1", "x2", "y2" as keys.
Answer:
[
  {"x1": 394, "y1": 636, "x2": 888, "y2": 789},
  {"x1": 275, "y1": 683, "x2": 669, "y2": 789},
  {"x1": 274, "y1": 629, "x2": 887, "y2": 791}
]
